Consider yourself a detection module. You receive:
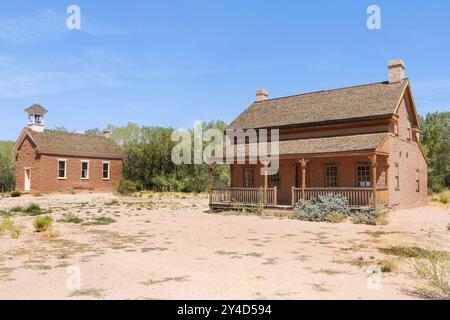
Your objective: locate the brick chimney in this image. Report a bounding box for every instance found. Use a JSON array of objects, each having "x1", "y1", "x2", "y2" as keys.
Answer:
[
  {"x1": 256, "y1": 89, "x2": 269, "y2": 102},
  {"x1": 388, "y1": 59, "x2": 406, "y2": 84},
  {"x1": 103, "y1": 128, "x2": 111, "y2": 139}
]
